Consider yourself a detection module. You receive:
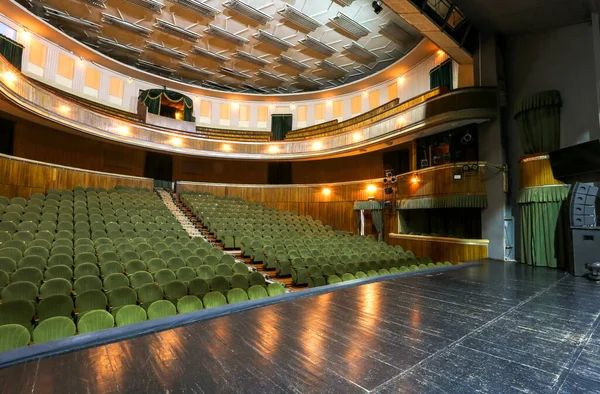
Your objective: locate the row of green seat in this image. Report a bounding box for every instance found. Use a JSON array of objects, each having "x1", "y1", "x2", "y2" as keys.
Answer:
[{"x1": 0, "y1": 281, "x2": 287, "y2": 352}]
